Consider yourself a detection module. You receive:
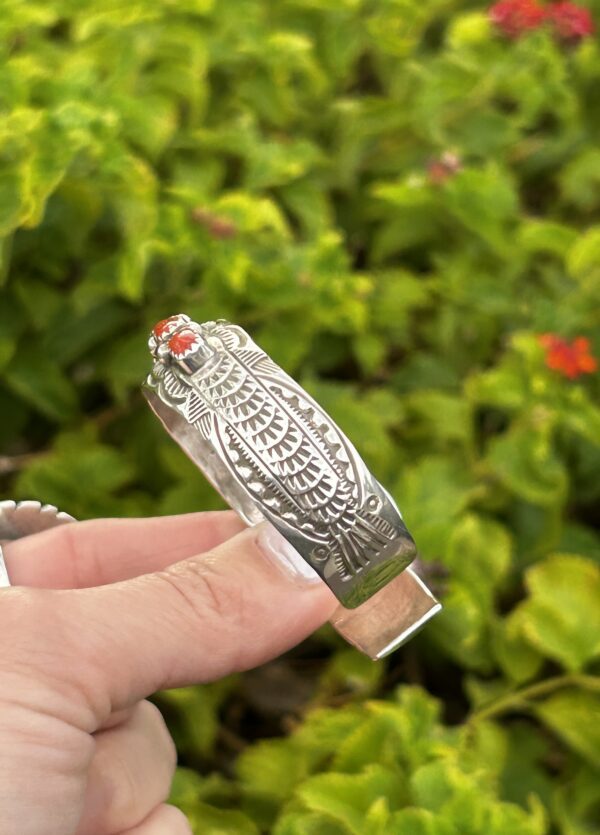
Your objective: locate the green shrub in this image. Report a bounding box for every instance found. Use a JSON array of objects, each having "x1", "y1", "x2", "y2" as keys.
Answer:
[{"x1": 1, "y1": 0, "x2": 599, "y2": 832}]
